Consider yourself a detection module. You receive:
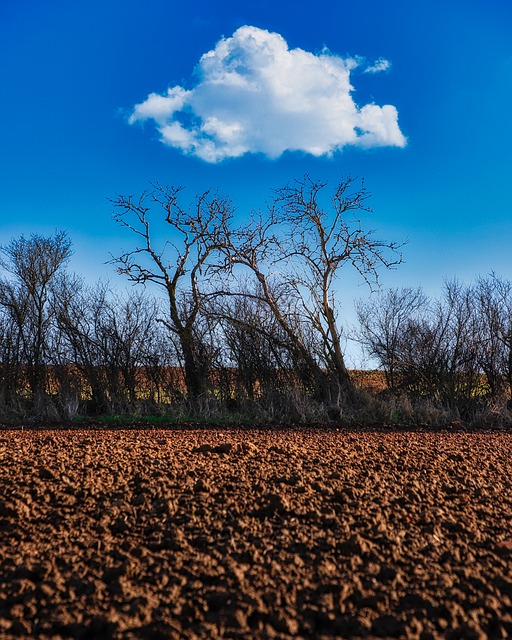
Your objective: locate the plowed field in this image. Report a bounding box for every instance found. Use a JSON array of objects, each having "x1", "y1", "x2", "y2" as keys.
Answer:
[{"x1": 1, "y1": 427, "x2": 511, "y2": 639}]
